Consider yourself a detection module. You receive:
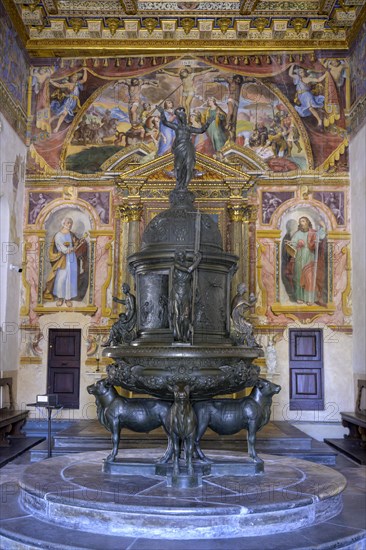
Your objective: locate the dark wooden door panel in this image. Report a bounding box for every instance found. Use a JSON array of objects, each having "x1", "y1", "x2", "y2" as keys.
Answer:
[
  {"x1": 48, "y1": 369, "x2": 80, "y2": 408},
  {"x1": 48, "y1": 329, "x2": 81, "y2": 409},
  {"x1": 289, "y1": 329, "x2": 324, "y2": 411},
  {"x1": 290, "y1": 330, "x2": 322, "y2": 366},
  {"x1": 49, "y1": 330, "x2": 81, "y2": 368}
]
